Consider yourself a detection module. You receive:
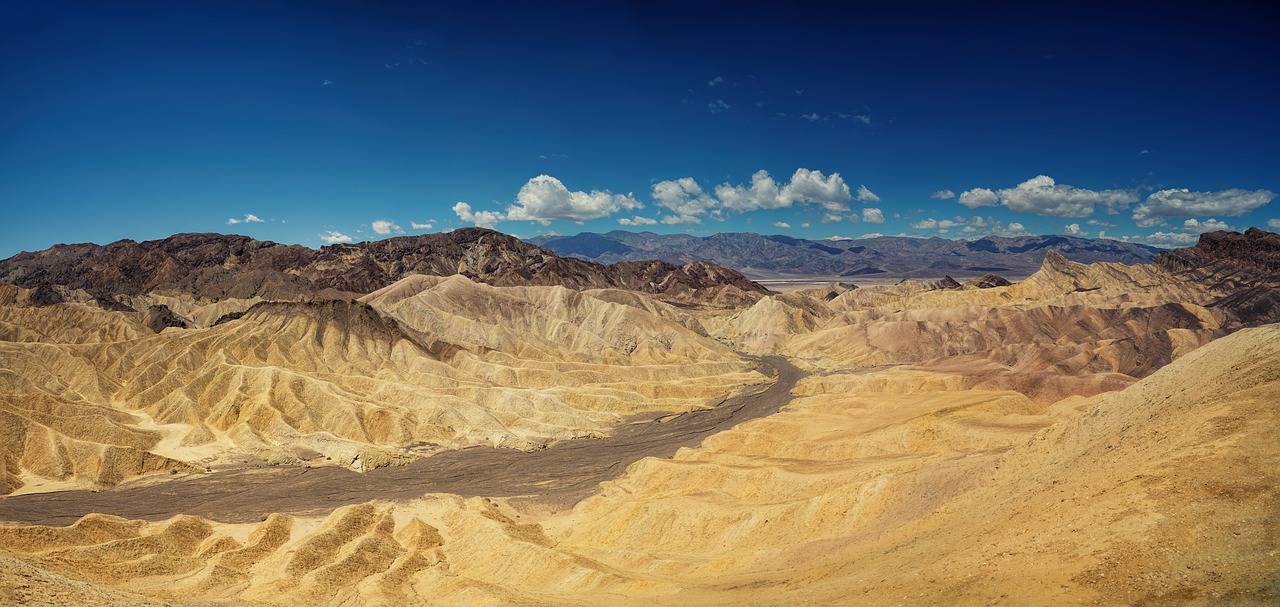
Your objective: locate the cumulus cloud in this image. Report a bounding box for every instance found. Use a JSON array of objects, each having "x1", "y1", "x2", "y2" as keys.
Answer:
[
  {"x1": 781, "y1": 169, "x2": 852, "y2": 212},
  {"x1": 800, "y1": 222, "x2": 810, "y2": 228},
  {"x1": 1180, "y1": 218, "x2": 1232, "y2": 233},
  {"x1": 772, "y1": 221, "x2": 791, "y2": 229},
  {"x1": 318, "y1": 230, "x2": 352, "y2": 244},
  {"x1": 910, "y1": 218, "x2": 962, "y2": 230},
  {"x1": 655, "y1": 177, "x2": 720, "y2": 224},
  {"x1": 227, "y1": 213, "x2": 264, "y2": 225},
  {"x1": 1269, "y1": 218, "x2": 1280, "y2": 229},
  {"x1": 1063, "y1": 223, "x2": 1088, "y2": 237},
  {"x1": 708, "y1": 76, "x2": 724, "y2": 87},
  {"x1": 802, "y1": 113, "x2": 820, "y2": 122},
  {"x1": 997, "y1": 175, "x2": 1137, "y2": 217},
  {"x1": 957, "y1": 177, "x2": 1137, "y2": 217},
  {"x1": 861, "y1": 208, "x2": 885, "y2": 224},
  {"x1": 1123, "y1": 231, "x2": 1199, "y2": 248},
  {"x1": 958, "y1": 188, "x2": 998, "y2": 209},
  {"x1": 1131, "y1": 188, "x2": 1274, "y2": 222},
  {"x1": 710, "y1": 168, "x2": 851, "y2": 220},
  {"x1": 410, "y1": 221, "x2": 434, "y2": 230},
  {"x1": 855, "y1": 184, "x2": 880, "y2": 204},
  {"x1": 452, "y1": 202, "x2": 504, "y2": 229},
  {"x1": 708, "y1": 99, "x2": 730, "y2": 114},
  {"x1": 618, "y1": 216, "x2": 658, "y2": 226},
  {"x1": 371, "y1": 220, "x2": 404, "y2": 235},
  {"x1": 930, "y1": 189, "x2": 955, "y2": 200},
  {"x1": 510, "y1": 175, "x2": 642, "y2": 224},
  {"x1": 454, "y1": 175, "x2": 643, "y2": 227},
  {"x1": 911, "y1": 215, "x2": 1028, "y2": 238}
]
